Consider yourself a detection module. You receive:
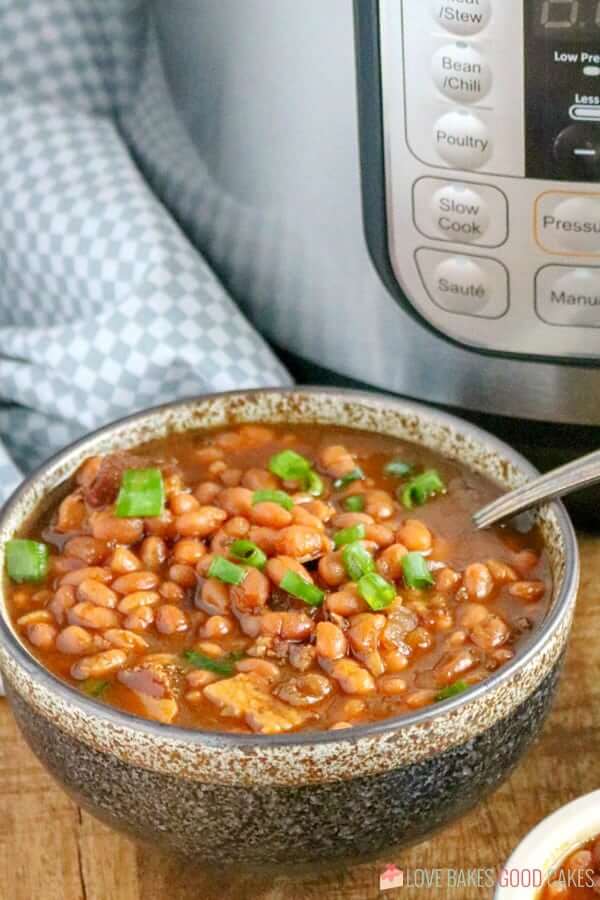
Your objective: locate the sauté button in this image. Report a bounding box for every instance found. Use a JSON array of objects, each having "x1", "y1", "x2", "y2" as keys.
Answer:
[
  {"x1": 536, "y1": 266, "x2": 600, "y2": 327},
  {"x1": 416, "y1": 249, "x2": 509, "y2": 318},
  {"x1": 434, "y1": 110, "x2": 491, "y2": 170},
  {"x1": 430, "y1": 0, "x2": 491, "y2": 35},
  {"x1": 432, "y1": 43, "x2": 492, "y2": 103},
  {"x1": 536, "y1": 193, "x2": 600, "y2": 255}
]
